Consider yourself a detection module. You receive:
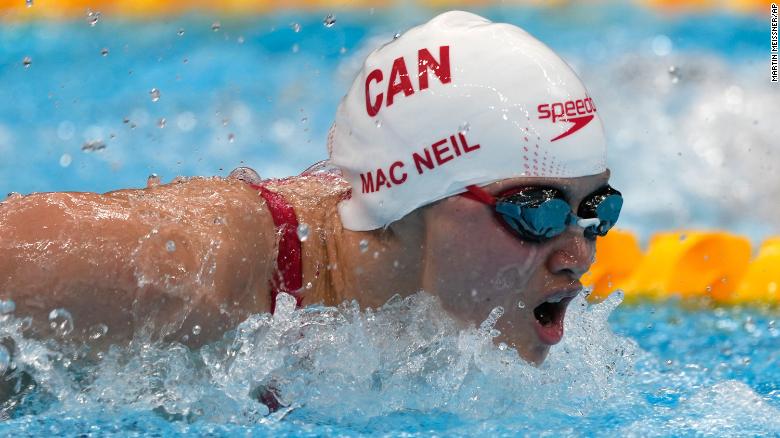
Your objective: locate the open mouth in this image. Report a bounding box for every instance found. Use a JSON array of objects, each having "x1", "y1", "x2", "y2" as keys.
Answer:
[{"x1": 532, "y1": 295, "x2": 575, "y2": 345}]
